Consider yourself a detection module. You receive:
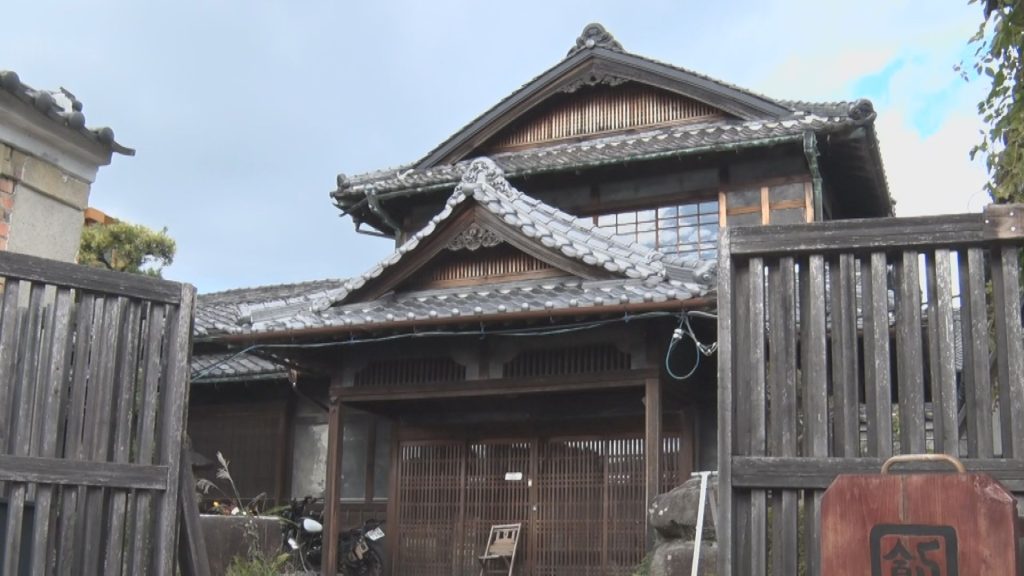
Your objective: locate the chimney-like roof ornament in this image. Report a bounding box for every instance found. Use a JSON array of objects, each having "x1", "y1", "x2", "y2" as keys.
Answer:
[{"x1": 567, "y1": 23, "x2": 623, "y2": 57}]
